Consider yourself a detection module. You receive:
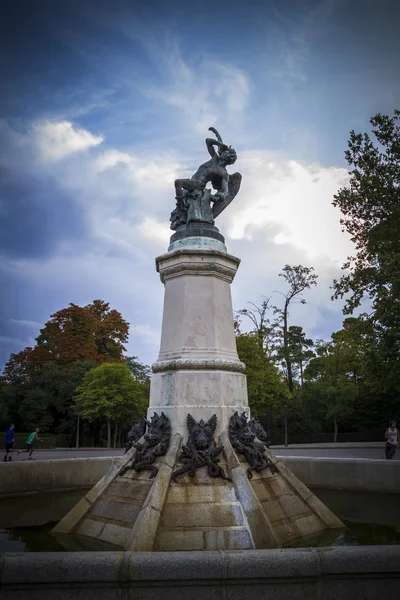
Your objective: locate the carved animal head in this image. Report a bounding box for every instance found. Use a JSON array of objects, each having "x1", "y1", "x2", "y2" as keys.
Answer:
[
  {"x1": 127, "y1": 416, "x2": 147, "y2": 443},
  {"x1": 144, "y1": 412, "x2": 171, "y2": 447},
  {"x1": 219, "y1": 146, "x2": 237, "y2": 165},
  {"x1": 249, "y1": 417, "x2": 269, "y2": 443},
  {"x1": 229, "y1": 412, "x2": 255, "y2": 446},
  {"x1": 187, "y1": 414, "x2": 217, "y2": 450}
]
